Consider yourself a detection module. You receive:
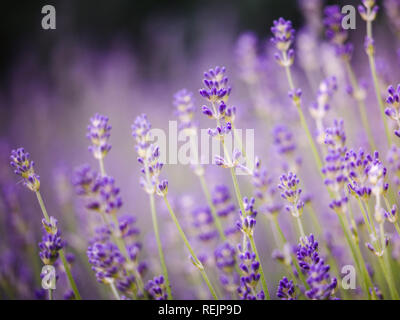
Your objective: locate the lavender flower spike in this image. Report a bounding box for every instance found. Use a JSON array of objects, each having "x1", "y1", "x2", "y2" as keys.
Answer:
[
  {"x1": 385, "y1": 84, "x2": 400, "y2": 138},
  {"x1": 270, "y1": 17, "x2": 295, "y2": 67},
  {"x1": 10, "y1": 148, "x2": 40, "y2": 192},
  {"x1": 87, "y1": 113, "x2": 112, "y2": 160},
  {"x1": 276, "y1": 277, "x2": 296, "y2": 300}
]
